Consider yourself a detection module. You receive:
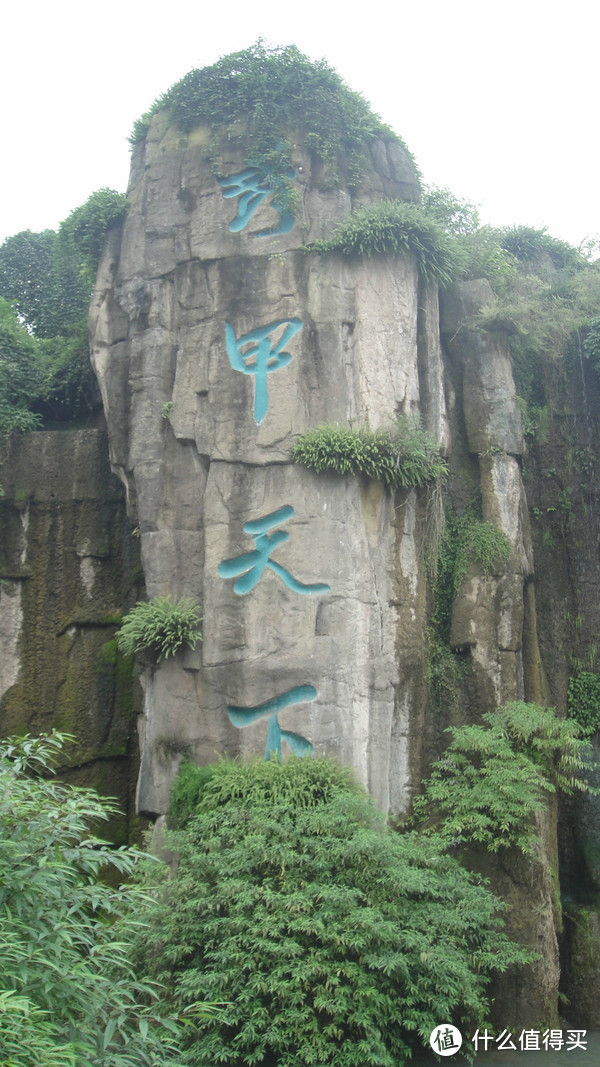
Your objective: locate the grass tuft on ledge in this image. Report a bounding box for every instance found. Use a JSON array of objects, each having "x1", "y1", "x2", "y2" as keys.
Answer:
[{"x1": 290, "y1": 418, "x2": 447, "y2": 491}]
